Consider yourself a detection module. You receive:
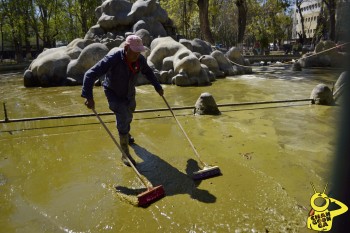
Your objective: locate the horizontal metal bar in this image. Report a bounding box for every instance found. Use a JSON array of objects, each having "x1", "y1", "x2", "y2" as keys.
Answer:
[{"x1": 1, "y1": 98, "x2": 312, "y2": 123}]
